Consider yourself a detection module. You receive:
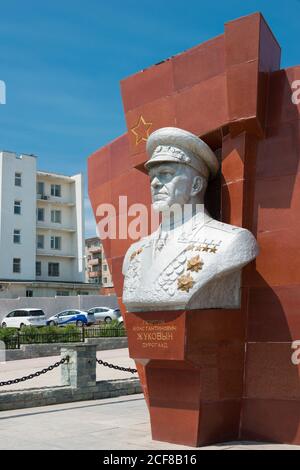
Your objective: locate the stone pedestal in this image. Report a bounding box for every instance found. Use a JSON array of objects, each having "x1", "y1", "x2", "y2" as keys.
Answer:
[
  {"x1": 126, "y1": 309, "x2": 245, "y2": 446},
  {"x1": 61, "y1": 344, "x2": 97, "y2": 389}
]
